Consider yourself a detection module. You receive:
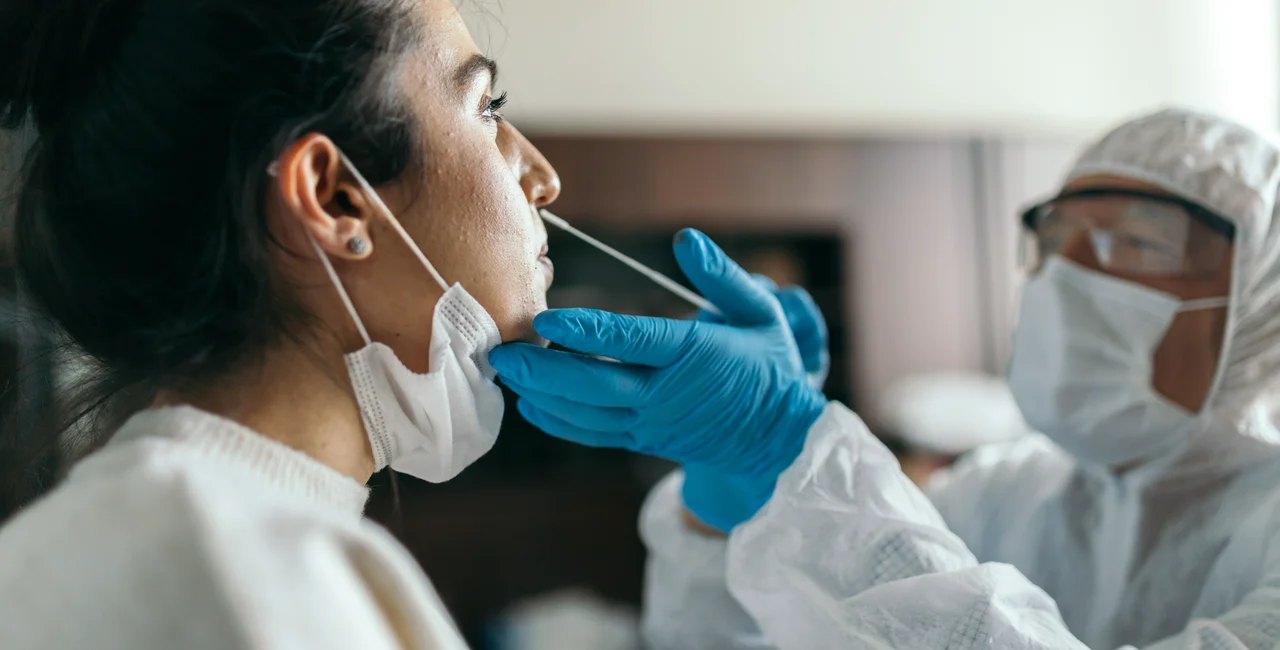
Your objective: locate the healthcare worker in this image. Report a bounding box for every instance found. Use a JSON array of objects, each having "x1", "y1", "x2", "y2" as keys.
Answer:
[{"x1": 493, "y1": 108, "x2": 1280, "y2": 649}]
